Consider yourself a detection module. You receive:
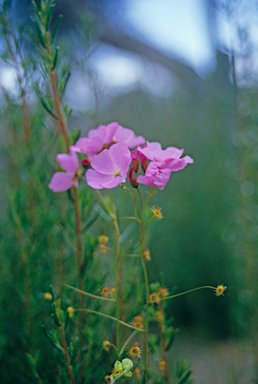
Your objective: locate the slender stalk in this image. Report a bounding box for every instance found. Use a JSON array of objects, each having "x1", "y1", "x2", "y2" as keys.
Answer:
[
  {"x1": 60, "y1": 326, "x2": 75, "y2": 384},
  {"x1": 45, "y1": 32, "x2": 70, "y2": 152},
  {"x1": 75, "y1": 309, "x2": 143, "y2": 331},
  {"x1": 160, "y1": 286, "x2": 217, "y2": 300},
  {"x1": 120, "y1": 216, "x2": 154, "y2": 259},
  {"x1": 138, "y1": 188, "x2": 149, "y2": 383},
  {"x1": 45, "y1": 30, "x2": 84, "y2": 303},
  {"x1": 72, "y1": 186, "x2": 83, "y2": 284},
  {"x1": 158, "y1": 306, "x2": 170, "y2": 384},
  {"x1": 103, "y1": 217, "x2": 138, "y2": 234},
  {"x1": 107, "y1": 190, "x2": 122, "y2": 350},
  {"x1": 59, "y1": 283, "x2": 115, "y2": 302}
]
